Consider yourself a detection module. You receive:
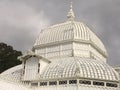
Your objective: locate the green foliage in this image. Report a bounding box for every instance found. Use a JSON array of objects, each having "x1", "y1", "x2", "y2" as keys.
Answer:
[{"x1": 0, "y1": 43, "x2": 22, "y2": 73}]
